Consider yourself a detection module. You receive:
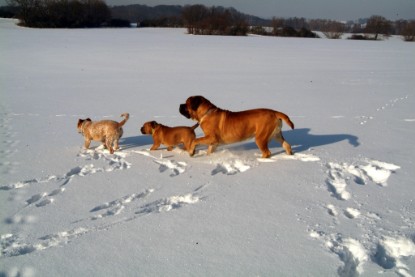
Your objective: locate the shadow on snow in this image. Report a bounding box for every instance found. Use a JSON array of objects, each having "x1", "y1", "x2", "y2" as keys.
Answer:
[
  {"x1": 120, "y1": 128, "x2": 359, "y2": 153},
  {"x1": 226, "y1": 128, "x2": 359, "y2": 153}
]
